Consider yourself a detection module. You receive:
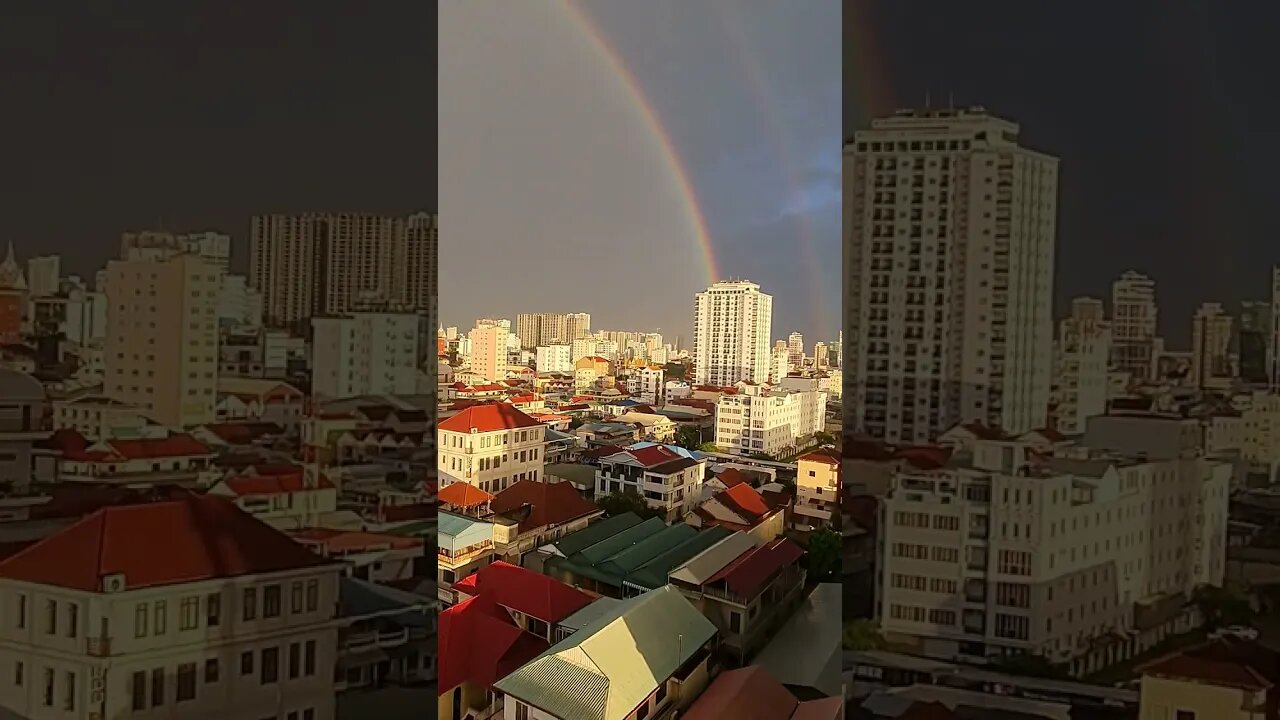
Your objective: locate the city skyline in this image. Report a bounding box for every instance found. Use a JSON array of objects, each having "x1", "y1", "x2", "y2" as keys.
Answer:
[
  {"x1": 439, "y1": 0, "x2": 840, "y2": 340},
  {"x1": 847, "y1": 0, "x2": 1280, "y2": 344},
  {"x1": 0, "y1": 3, "x2": 436, "y2": 279}
]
